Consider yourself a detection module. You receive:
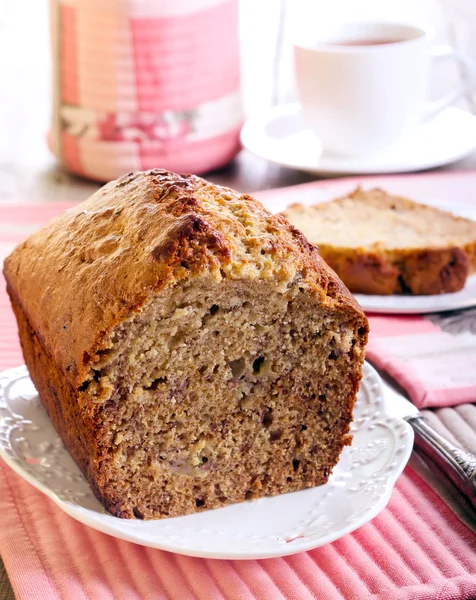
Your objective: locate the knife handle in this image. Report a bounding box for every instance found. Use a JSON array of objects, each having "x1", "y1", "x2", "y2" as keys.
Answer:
[{"x1": 408, "y1": 415, "x2": 476, "y2": 509}]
